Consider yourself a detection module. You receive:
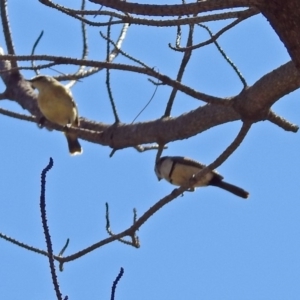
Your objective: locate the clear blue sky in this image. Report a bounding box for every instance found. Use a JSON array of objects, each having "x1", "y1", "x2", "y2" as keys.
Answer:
[{"x1": 0, "y1": 1, "x2": 299, "y2": 299}]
